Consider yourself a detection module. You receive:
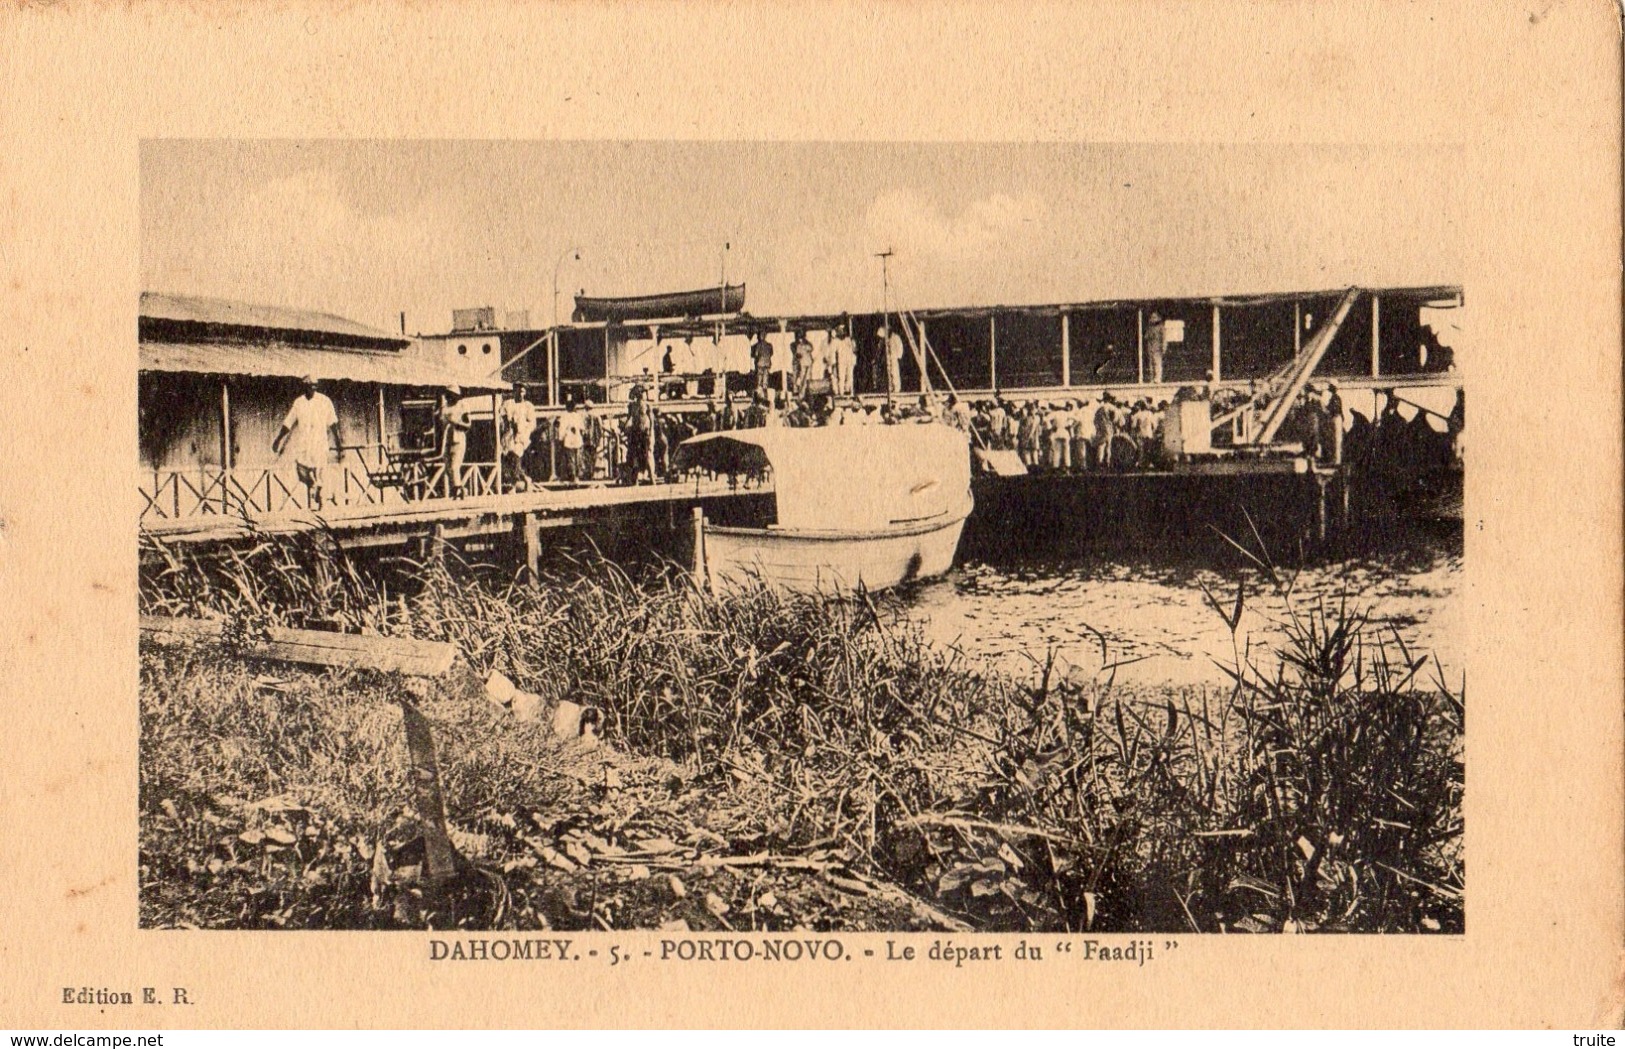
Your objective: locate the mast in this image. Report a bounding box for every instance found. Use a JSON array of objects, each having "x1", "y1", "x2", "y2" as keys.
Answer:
[{"x1": 875, "y1": 247, "x2": 894, "y2": 331}]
